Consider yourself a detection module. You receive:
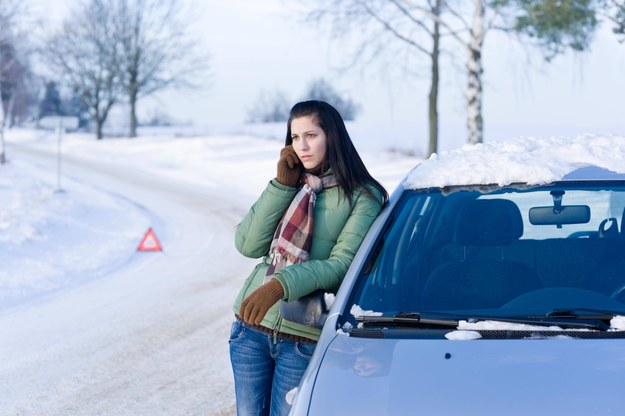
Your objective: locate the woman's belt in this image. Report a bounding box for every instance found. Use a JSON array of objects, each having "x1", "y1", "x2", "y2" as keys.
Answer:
[{"x1": 235, "y1": 315, "x2": 317, "y2": 344}]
